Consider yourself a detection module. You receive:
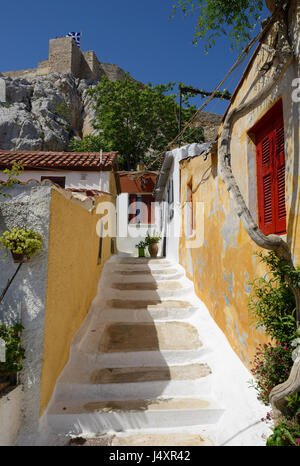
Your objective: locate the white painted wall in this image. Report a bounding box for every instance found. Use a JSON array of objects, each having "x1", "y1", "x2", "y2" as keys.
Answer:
[
  {"x1": 157, "y1": 143, "x2": 212, "y2": 263},
  {"x1": 1, "y1": 170, "x2": 111, "y2": 193},
  {"x1": 116, "y1": 193, "x2": 162, "y2": 257},
  {"x1": 0, "y1": 385, "x2": 23, "y2": 446}
]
